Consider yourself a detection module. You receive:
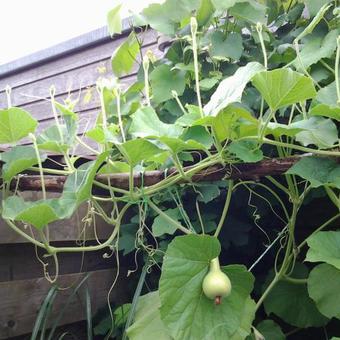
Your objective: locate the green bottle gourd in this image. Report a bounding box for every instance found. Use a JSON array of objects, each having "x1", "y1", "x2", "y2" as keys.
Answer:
[{"x1": 202, "y1": 257, "x2": 232, "y2": 305}]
